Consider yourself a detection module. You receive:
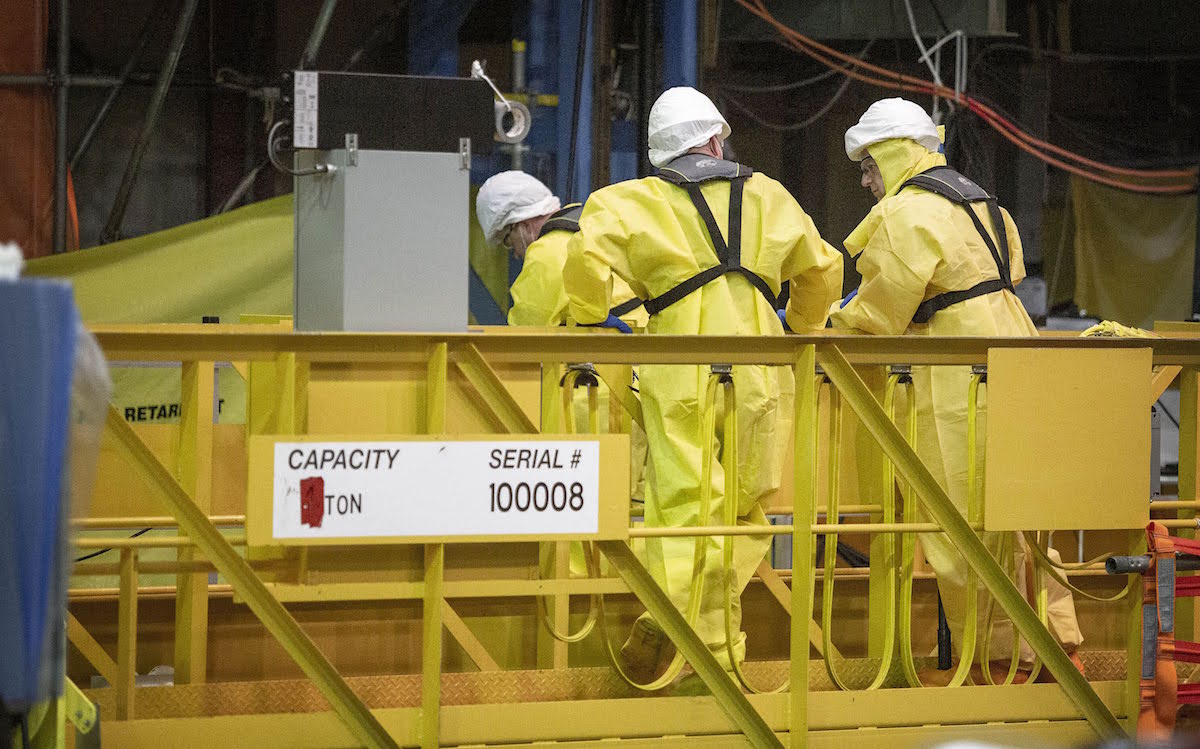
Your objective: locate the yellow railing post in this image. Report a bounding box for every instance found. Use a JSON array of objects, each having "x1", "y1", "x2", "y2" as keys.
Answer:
[
  {"x1": 1176, "y1": 367, "x2": 1199, "y2": 642},
  {"x1": 422, "y1": 341, "x2": 447, "y2": 747},
  {"x1": 116, "y1": 548, "x2": 138, "y2": 720},
  {"x1": 421, "y1": 543, "x2": 445, "y2": 749},
  {"x1": 174, "y1": 360, "x2": 214, "y2": 684},
  {"x1": 790, "y1": 344, "x2": 816, "y2": 748}
]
